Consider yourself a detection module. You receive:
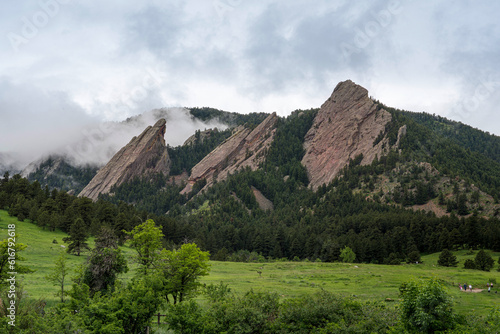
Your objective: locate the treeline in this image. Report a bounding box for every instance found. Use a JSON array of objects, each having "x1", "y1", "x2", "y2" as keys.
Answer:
[{"x1": 188, "y1": 107, "x2": 270, "y2": 127}]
